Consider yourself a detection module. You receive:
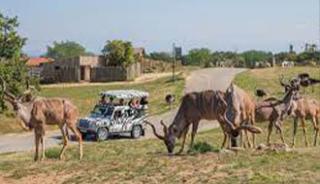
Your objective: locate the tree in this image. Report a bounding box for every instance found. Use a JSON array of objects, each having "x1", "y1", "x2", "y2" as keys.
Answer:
[
  {"x1": 241, "y1": 50, "x2": 272, "y2": 68},
  {"x1": 0, "y1": 13, "x2": 26, "y2": 61},
  {"x1": 101, "y1": 40, "x2": 135, "y2": 67},
  {"x1": 185, "y1": 48, "x2": 212, "y2": 67},
  {"x1": 0, "y1": 12, "x2": 34, "y2": 111},
  {"x1": 45, "y1": 41, "x2": 87, "y2": 60}
]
